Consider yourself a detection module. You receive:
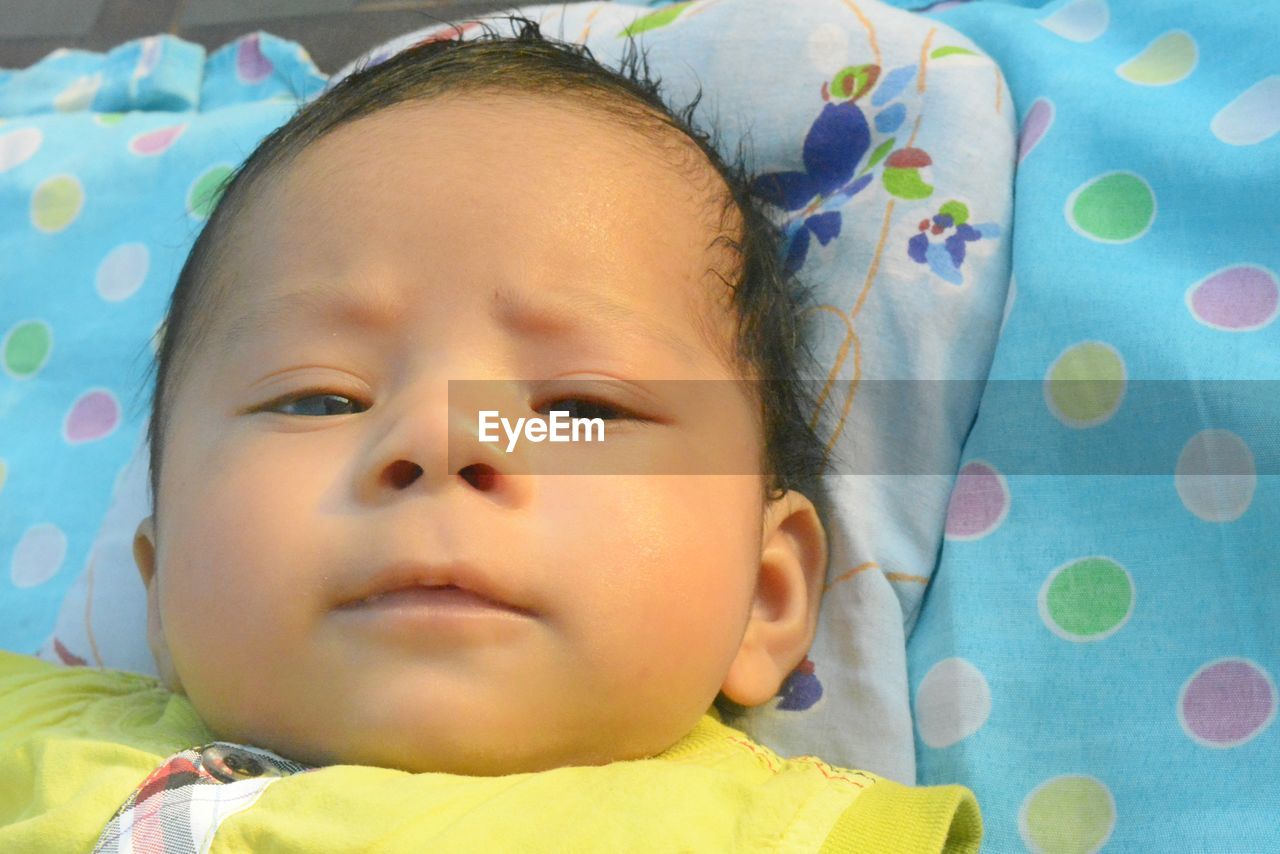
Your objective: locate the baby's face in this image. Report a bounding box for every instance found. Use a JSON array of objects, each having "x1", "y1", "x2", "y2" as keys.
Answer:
[{"x1": 135, "y1": 95, "x2": 820, "y2": 775}]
